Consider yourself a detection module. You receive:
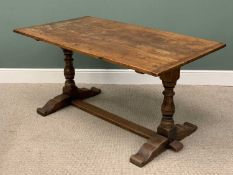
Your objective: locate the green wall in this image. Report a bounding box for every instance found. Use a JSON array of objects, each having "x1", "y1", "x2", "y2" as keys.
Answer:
[{"x1": 0, "y1": 0, "x2": 232, "y2": 70}]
